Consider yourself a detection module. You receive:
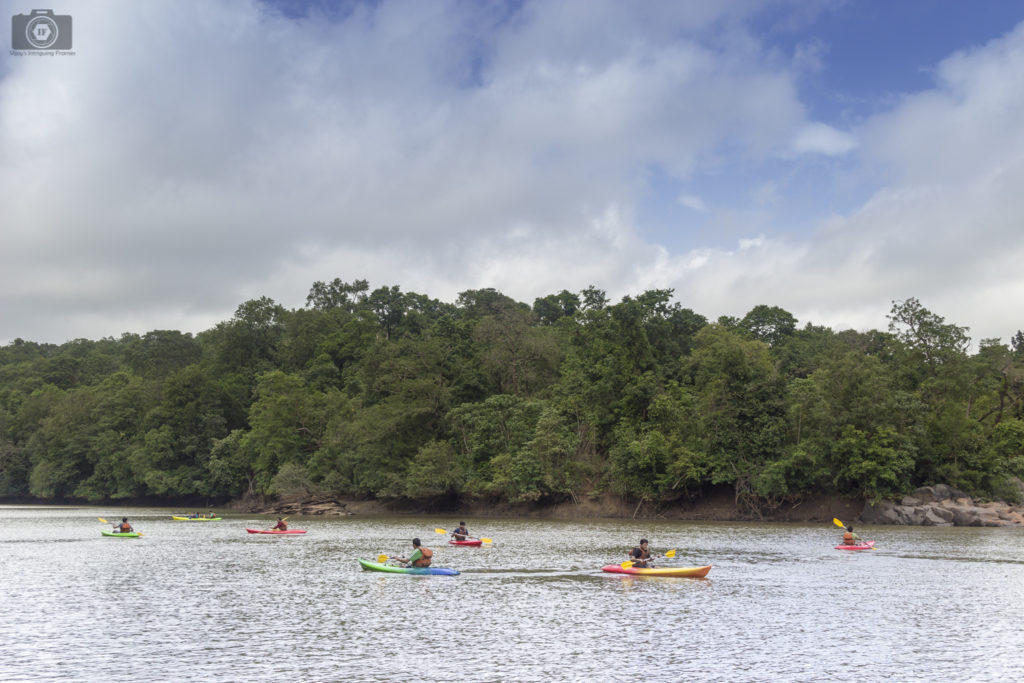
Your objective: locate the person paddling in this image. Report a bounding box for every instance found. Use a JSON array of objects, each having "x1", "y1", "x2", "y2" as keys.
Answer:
[
  {"x1": 842, "y1": 526, "x2": 862, "y2": 546},
  {"x1": 451, "y1": 522, "x2": 470, "y2": 541},
  {"x1": 114, "y1": 517, "x2": 134, "y2": 534},
  {"x1": 271, "y1": 517, "x2": 288, "y2": 531},
  {"x1": 628, "y1": 539, "x2": 652, "y2": 568},
  {"x1": 397, "y1": 538, "x2": 433, "y2": 567}
]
